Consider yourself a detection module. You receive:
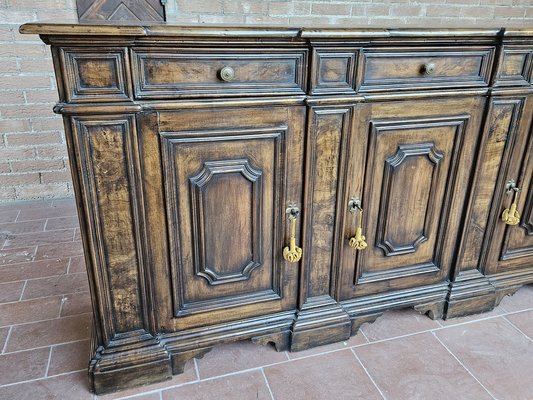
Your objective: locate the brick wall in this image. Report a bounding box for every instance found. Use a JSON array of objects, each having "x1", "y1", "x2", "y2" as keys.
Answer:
[{"x1": 1, "y1": 0, "x2": 532, "y2": 202}]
